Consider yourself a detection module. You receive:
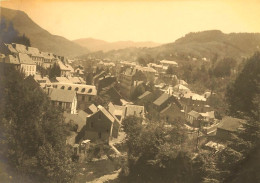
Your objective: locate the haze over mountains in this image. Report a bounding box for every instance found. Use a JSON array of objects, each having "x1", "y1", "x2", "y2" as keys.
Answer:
[
  {"x1": 73, "y1": 38, "x2": 161, "y2": 52},
  {"x1": 1, "y1": 7, "x2": 260, "y2": 61},
  {"x1": 83, "y1": 30, "x2": 260, "y2": 62}
]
